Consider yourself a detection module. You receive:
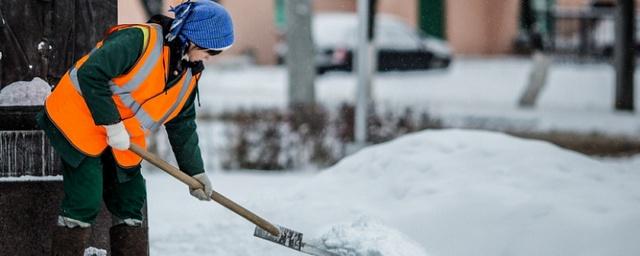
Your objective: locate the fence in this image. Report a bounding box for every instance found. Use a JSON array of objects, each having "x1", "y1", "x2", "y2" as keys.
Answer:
[{"x1": 539, "y1": 7, "x2": 636, "y2": 62}]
